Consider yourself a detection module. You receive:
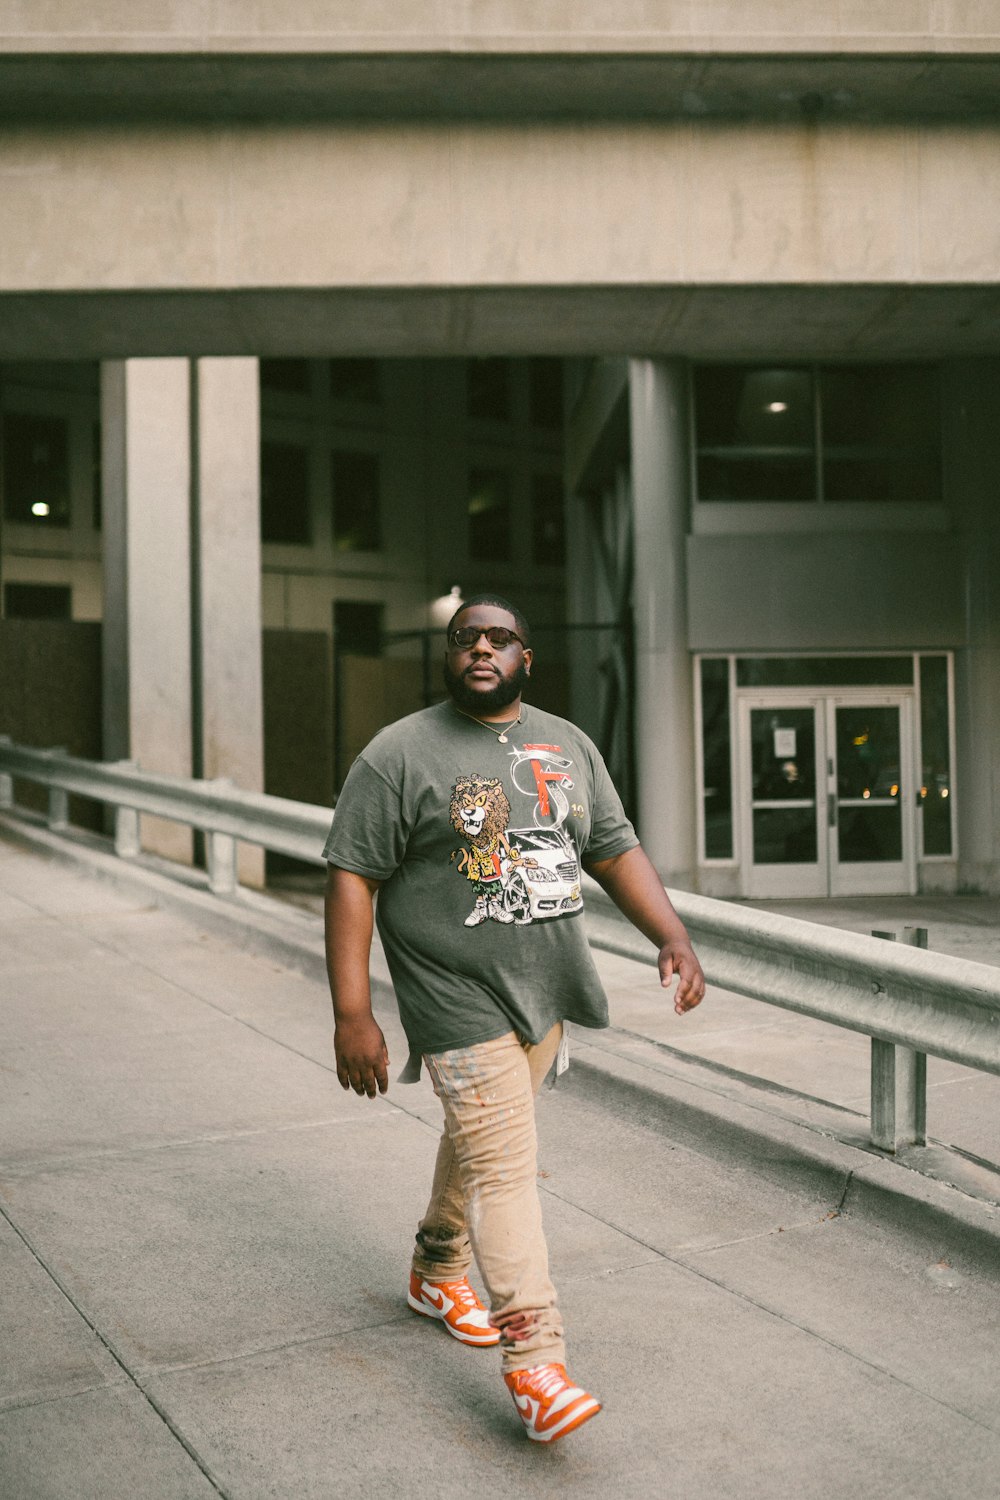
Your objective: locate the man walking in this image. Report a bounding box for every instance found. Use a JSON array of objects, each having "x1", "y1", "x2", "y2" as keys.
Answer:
[{"x1": 323, "y1": 594, "x2": 705, "y2": 1443}]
